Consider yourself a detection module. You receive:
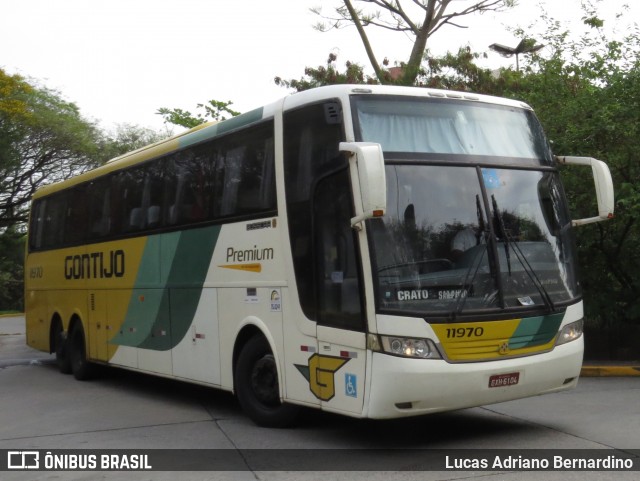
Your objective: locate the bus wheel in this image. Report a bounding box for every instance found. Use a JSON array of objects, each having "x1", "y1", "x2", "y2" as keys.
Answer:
[
  {"x1": 235, "y1": 335, "x2": 299, "y2": 428},
  {"x1": 69, "y1": 323, "x2": 94, "y2": 381},
  {"x1": 55, "y1": 327, "x2": 72, "y2": 374}
]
